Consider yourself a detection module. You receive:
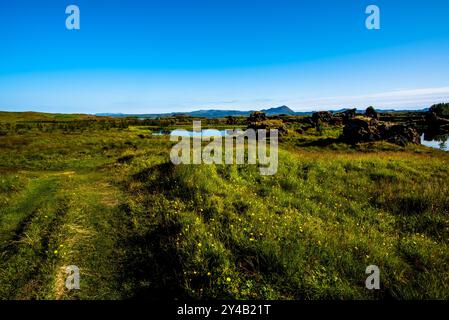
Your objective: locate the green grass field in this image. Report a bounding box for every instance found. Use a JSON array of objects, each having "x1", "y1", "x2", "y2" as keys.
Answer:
[{"x1": 0, "y1": 112, "x2": 448, "y2": 299}]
